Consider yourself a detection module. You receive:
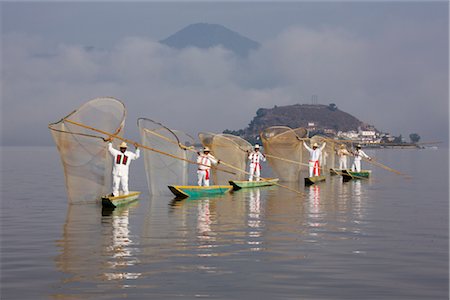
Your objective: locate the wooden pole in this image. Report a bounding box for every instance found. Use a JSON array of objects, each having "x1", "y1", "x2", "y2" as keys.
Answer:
[
  {"x1": 265, "y1": 153, "x2": 309, "y2": 167},
  {"x1": 64, "y1": 119, "x2": 236, "y2": 175},
  {"x1": 361, "y1": 157, "x2": 406, "y2": 176}
]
